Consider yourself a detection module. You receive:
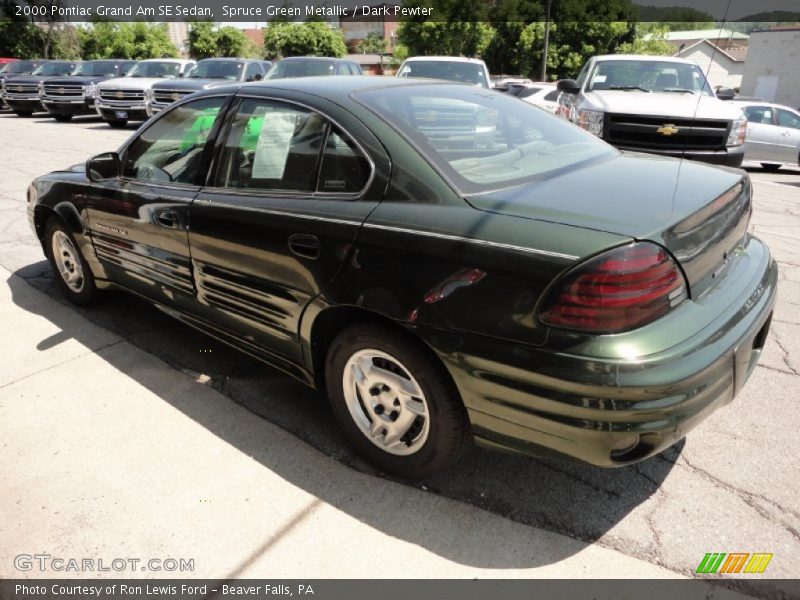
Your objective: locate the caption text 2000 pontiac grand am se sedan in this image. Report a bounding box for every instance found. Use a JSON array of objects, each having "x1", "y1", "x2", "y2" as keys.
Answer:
[{"x1": 27, "y1": 77, "x2": 777, "y2": 478}]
